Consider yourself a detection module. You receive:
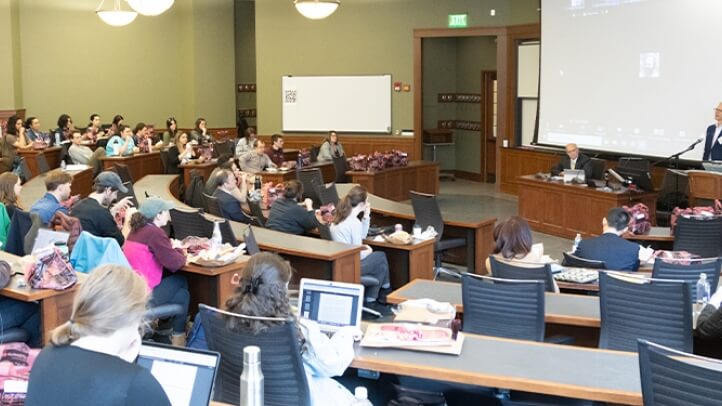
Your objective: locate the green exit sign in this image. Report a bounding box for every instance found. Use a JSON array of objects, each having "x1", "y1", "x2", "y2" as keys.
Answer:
[{"x1": 448, "y1": 13, "x2": 468, "y2": 28}]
